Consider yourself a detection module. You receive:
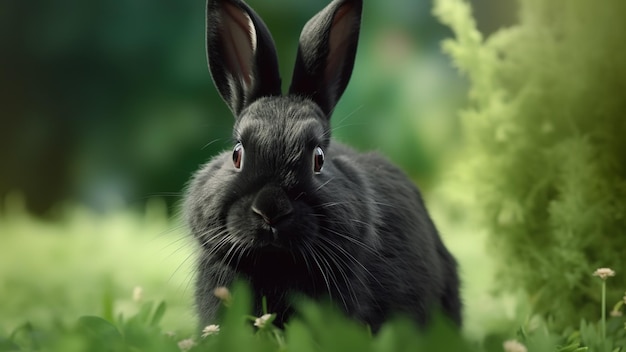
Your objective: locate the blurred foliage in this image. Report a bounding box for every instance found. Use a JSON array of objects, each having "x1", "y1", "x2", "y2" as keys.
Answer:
[
  {"x1": 3, "y1": 274, "x2": 624, "y2": 351},
  {"x1": 0, "y1": 280, "x2": 478, "y2": 352},
  {"x1": 0, "y1": 194, "x2": 196, "y2": 334},
  {"x1": 2, "y1": 192, "x2": 625, "y2": 351},
  {"x1": 0, "y1": 0, "x2": 485, "y2": 216},
  {"x1": 434, "y1": 0, "x2": 626, "y2": 329}
]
